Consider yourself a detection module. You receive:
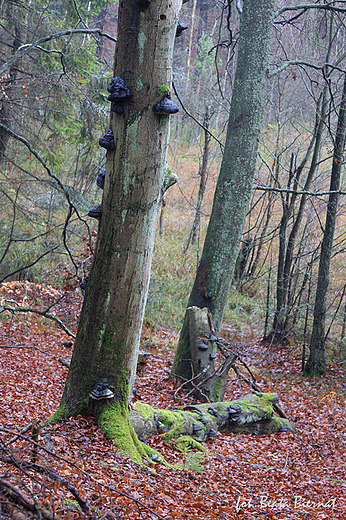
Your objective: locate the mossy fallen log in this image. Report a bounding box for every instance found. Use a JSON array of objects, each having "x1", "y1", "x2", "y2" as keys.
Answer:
[{"x1": 129, "y1": 392, "x2": 295, "y2": 443}]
